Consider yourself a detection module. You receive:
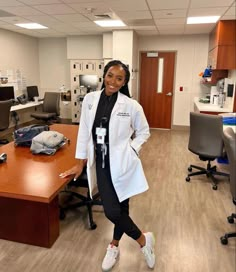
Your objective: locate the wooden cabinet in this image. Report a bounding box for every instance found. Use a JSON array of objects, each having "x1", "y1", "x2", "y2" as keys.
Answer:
[
  {"x1": 201, "y1": 69, "x2": 228, "y2": 85},
  {"x1": 208, "y1": 20, "x2": 236, "y2": 69}
]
